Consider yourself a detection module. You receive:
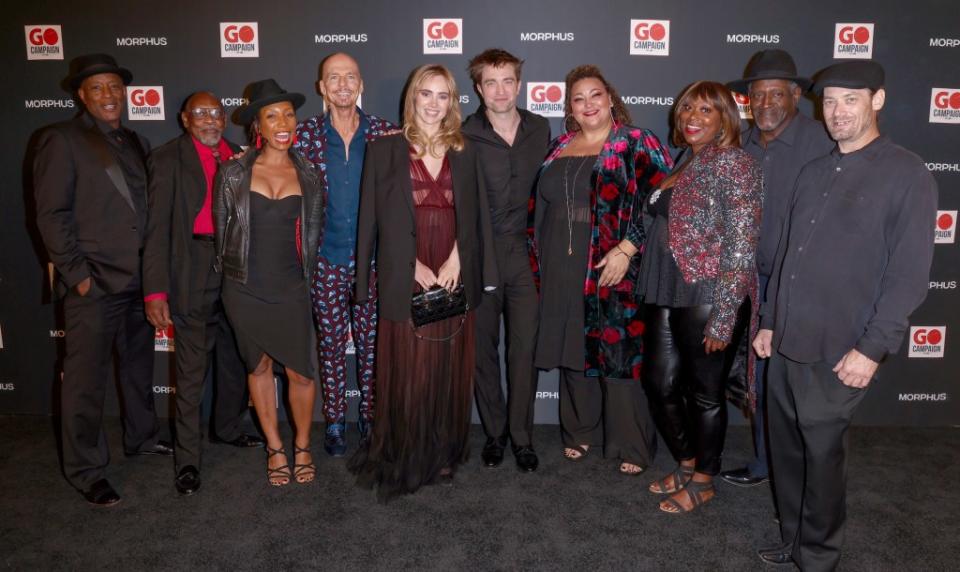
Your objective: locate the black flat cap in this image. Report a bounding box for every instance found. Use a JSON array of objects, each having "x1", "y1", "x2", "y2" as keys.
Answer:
[
  {"x1": 728, "y1": 49, "x2": 812, "y2": 94},
  {"x1": 812, "y1": 61, "x2": 885, "y2": 94},
  {"x1": 65, "y1": 53, "x2": 133, "y2": 90},
  {"x1": 236, "y1": 79, "x2": 305, "y2": 125}
]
